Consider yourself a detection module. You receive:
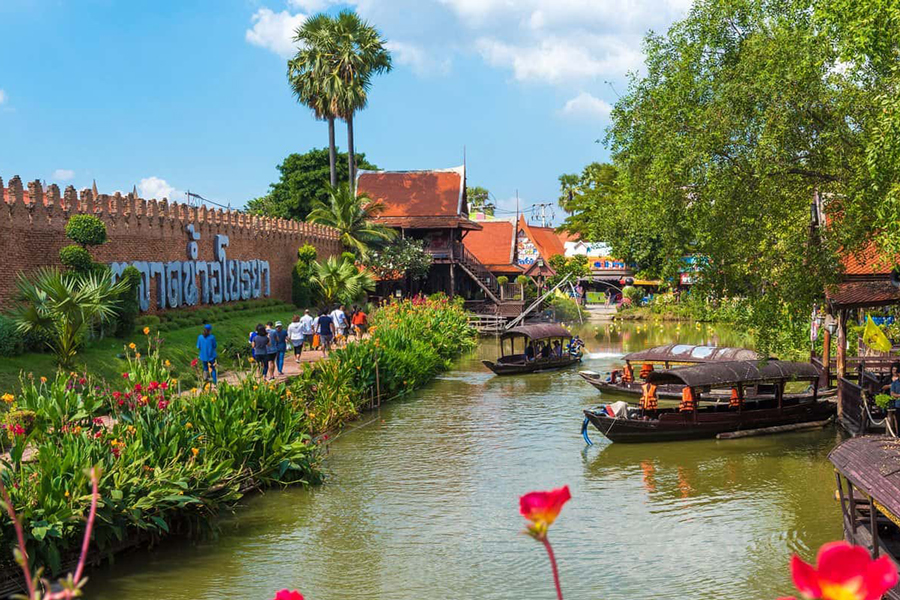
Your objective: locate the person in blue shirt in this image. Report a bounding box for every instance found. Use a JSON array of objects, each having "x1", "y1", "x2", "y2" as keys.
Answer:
[
  {"x1": 317, "y1": 310, "x2": 335, "y2": 356},
  {"x1": 196, "y1": 324, "x2": 218, "y2": 384},
  {"x1": 273, "y1": 321, "x2": 289, "y2": 376}
]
